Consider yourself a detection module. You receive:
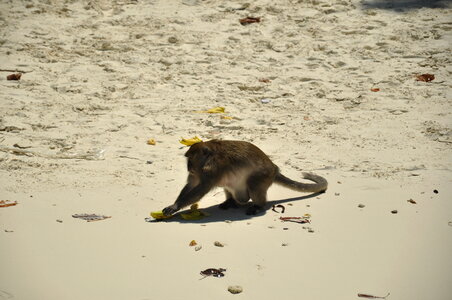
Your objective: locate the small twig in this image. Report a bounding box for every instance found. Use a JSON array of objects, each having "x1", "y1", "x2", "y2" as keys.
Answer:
[
  {"x1": 272, "y1": 204, "x2": 285, "y2": 213},
  {"x1": 436, "y1": 139, "x2": 452, "y2": 144},
  {"x1": 0, "y1": 68, "x2": 33, "y2": 73},
  {"x1": 358, "y1": 292, "x2": 390, "y2": 299},
  {"x1": 118, "y1": 155, "x2": 141, "y2": 160},
  {"x1": 280, "y1": 216, "x2": 310, "y2": 224},
  {"x1": 13, "y1": 143, "x2": 32, "y2": 149}
]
